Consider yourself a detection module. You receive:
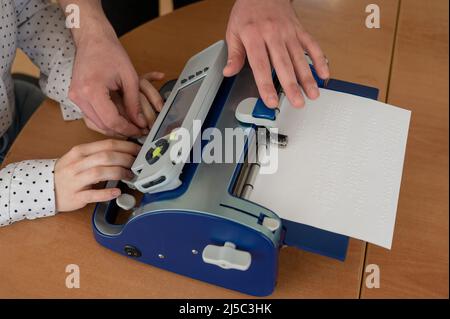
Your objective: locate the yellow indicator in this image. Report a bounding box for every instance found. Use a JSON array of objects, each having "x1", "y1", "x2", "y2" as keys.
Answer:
[
  {"x1": 152, "y1": 147, "x2": 162, "y2": 158},
  {"x1": 169, "y1": 131, "x2": 177, "y2": 141}
]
